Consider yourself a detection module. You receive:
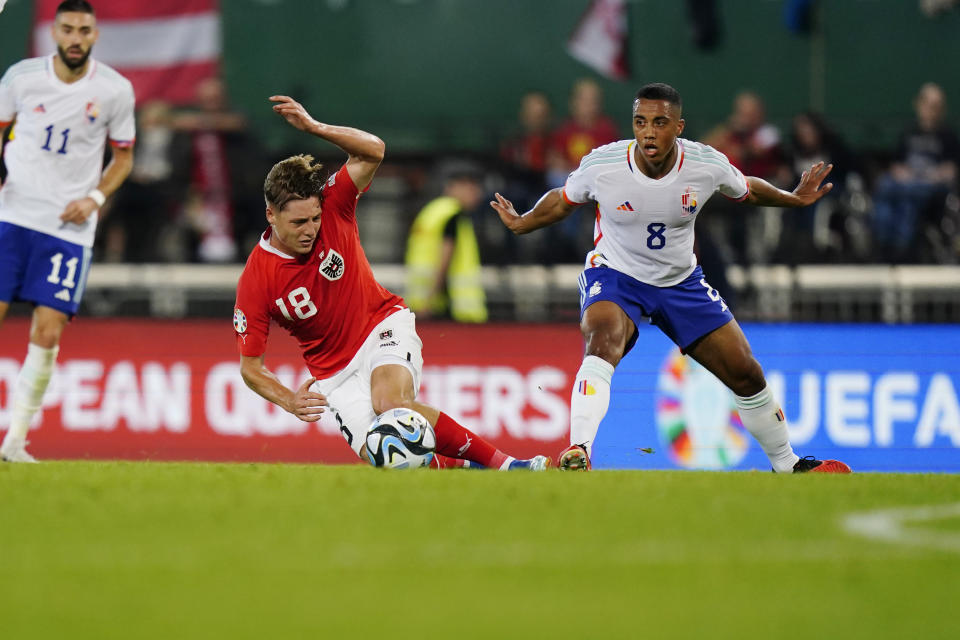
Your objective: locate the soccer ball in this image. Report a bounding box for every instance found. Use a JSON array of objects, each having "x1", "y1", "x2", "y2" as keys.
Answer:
[{"x1": 364, "y1": 408, "x2": 436, "y2": 469}]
